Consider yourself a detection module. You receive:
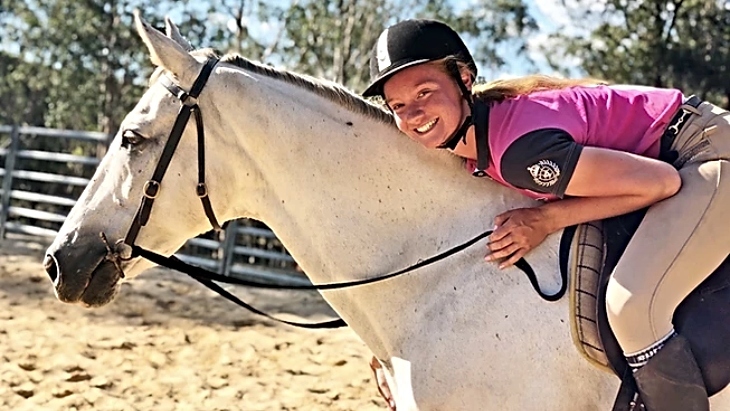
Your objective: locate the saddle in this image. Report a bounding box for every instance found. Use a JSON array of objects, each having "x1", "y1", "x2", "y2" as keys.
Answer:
[{"x1": 562, "y1": 209, "x2": 730, "y2": 409}]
